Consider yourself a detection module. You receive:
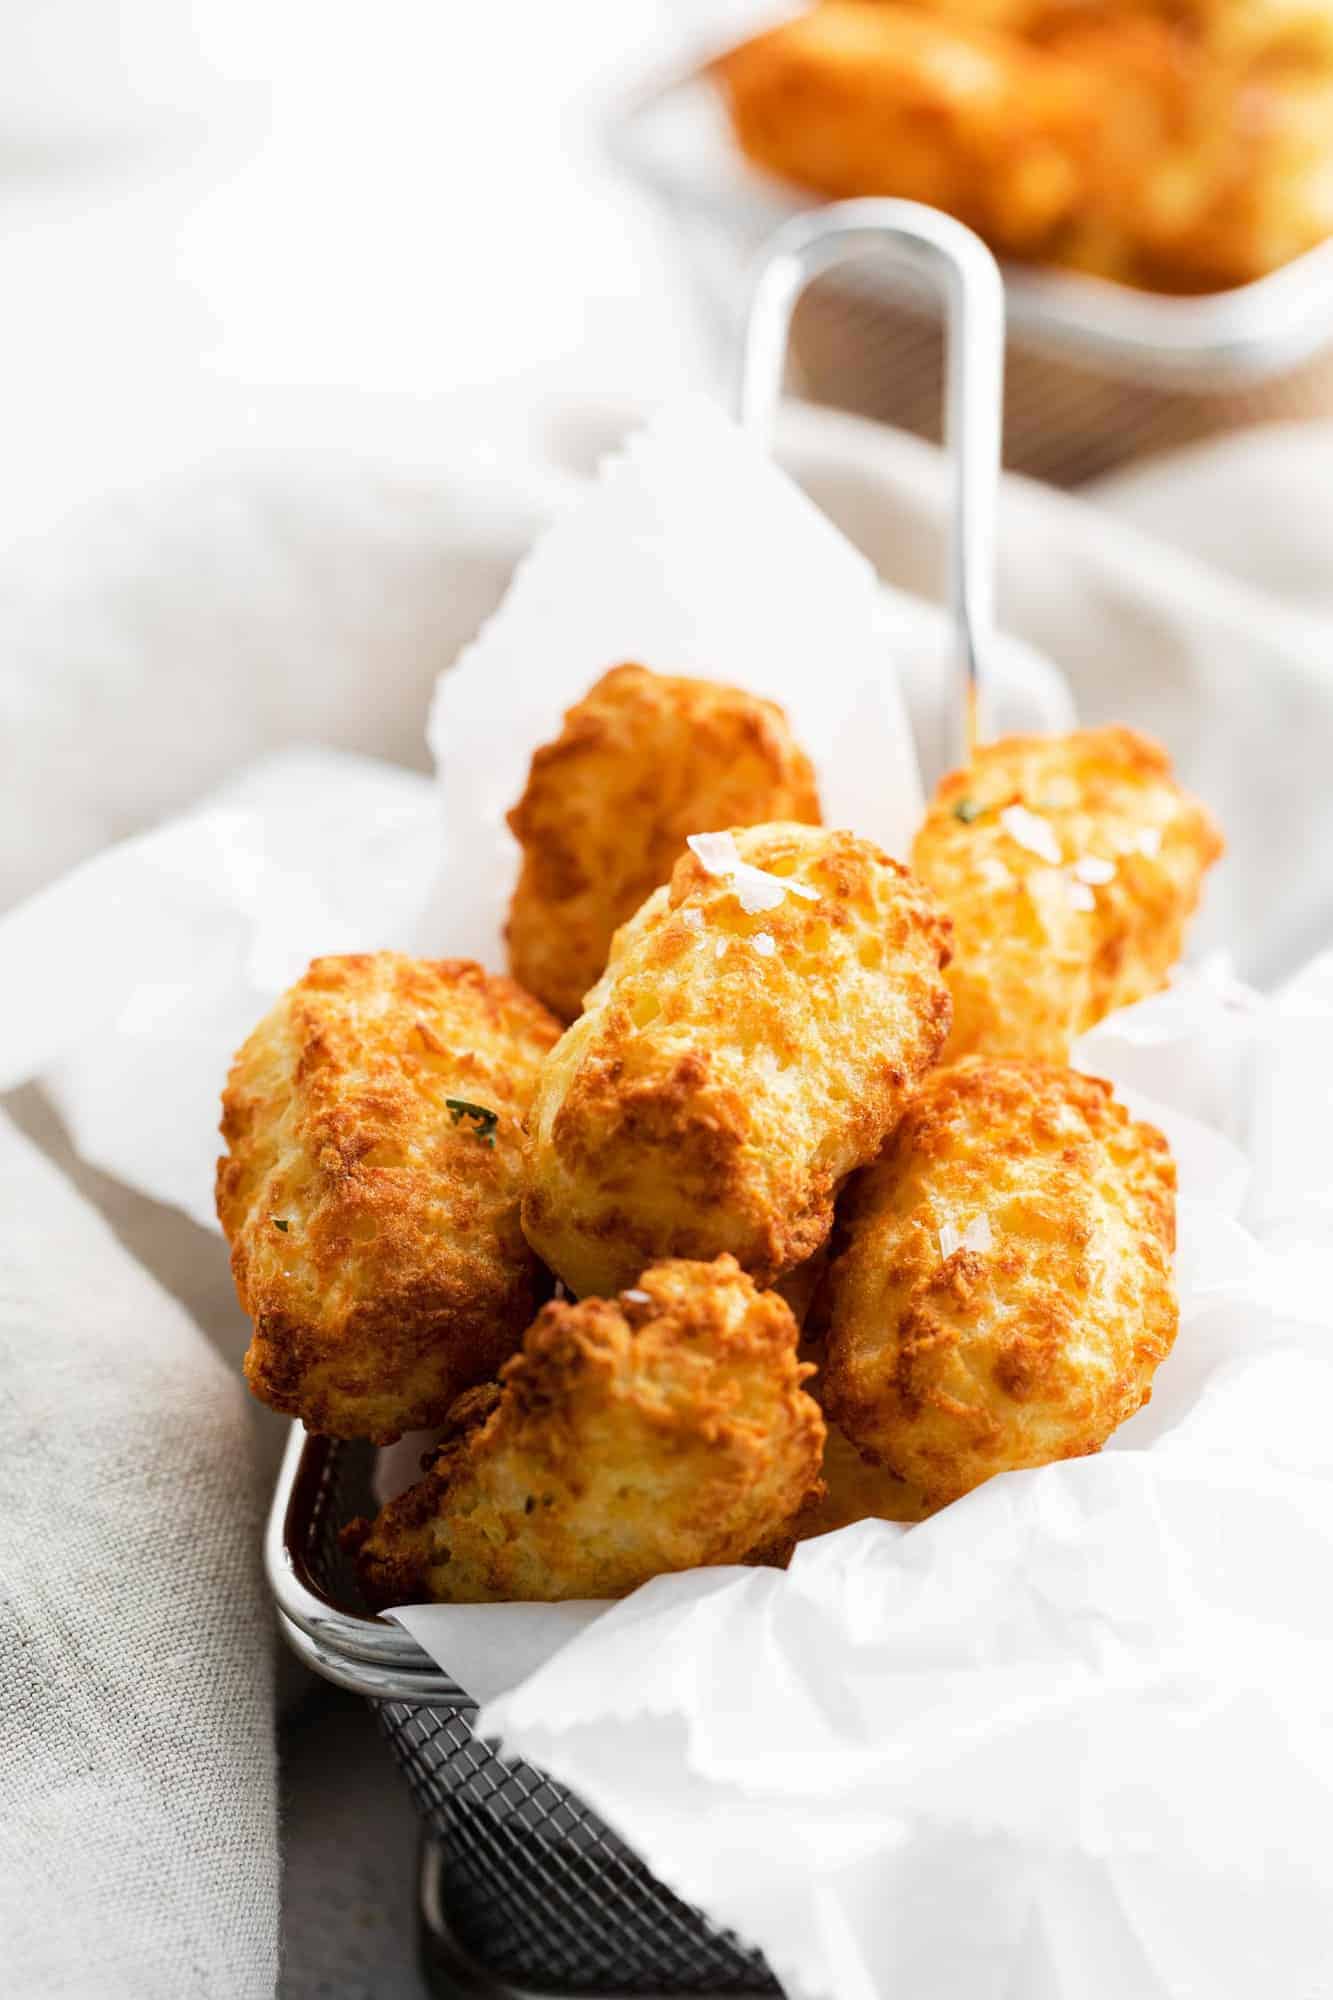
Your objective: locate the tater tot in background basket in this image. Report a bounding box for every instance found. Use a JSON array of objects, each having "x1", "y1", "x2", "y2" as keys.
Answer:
[
  {"x1": 713, "y1": 3, "x2": 1094, "y2": 261},
  {"x1": 713, "y1": 2, "x2": 1333, "y2": 293},
  {"x1": 890, "y1": 0, "x2": 1333, "y2": 66},
  {"x1": 522, "y1": 821, "x2": 954, "y2": 1301},
  {"x1": 823, "y1": 1057, "x2": 1178, "y2": 1506},
  {"x1": 506, "y1": 663, "x2": 821, "y2": 1022},
  {"x1": 349, "y1": 1255, "x2": 826, "y2": 1605},
  {"x1": 217, "y1": 951, "x2": 561, "y2": 1443},
  {"x1": 1049, "y1": 15, "x2": 1333, "y2": 293},
  {"x1": 912, "y1": 727, "x2": 1223, "y2": 1063}
]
